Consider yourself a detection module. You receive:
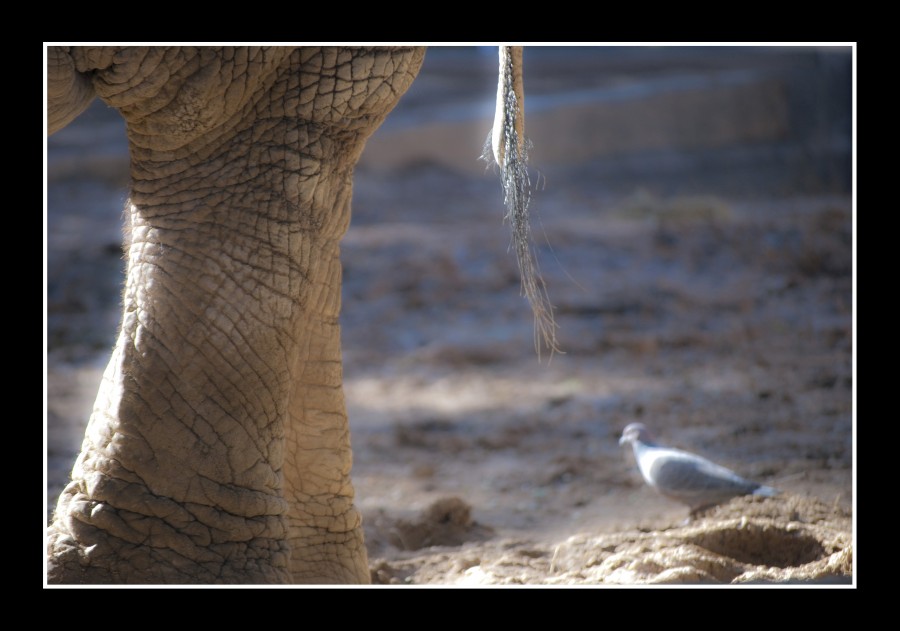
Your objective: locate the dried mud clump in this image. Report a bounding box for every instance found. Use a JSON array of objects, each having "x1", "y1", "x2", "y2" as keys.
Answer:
[
  {"x1": 546, "y1": 494, "x2": 852, "y2": 585},
  {"x1": 366, "y1": 496, "x2": 494, "y2": 562},
  {"x1": 368, "y1": 496, "x2": 498, "y2": 585},
  {"x1": 391, "y1": 497, "x2": 494, "y2": 550},
  {"x1": 369, "y1": 494, "x2": 852, "y2": 585}
]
